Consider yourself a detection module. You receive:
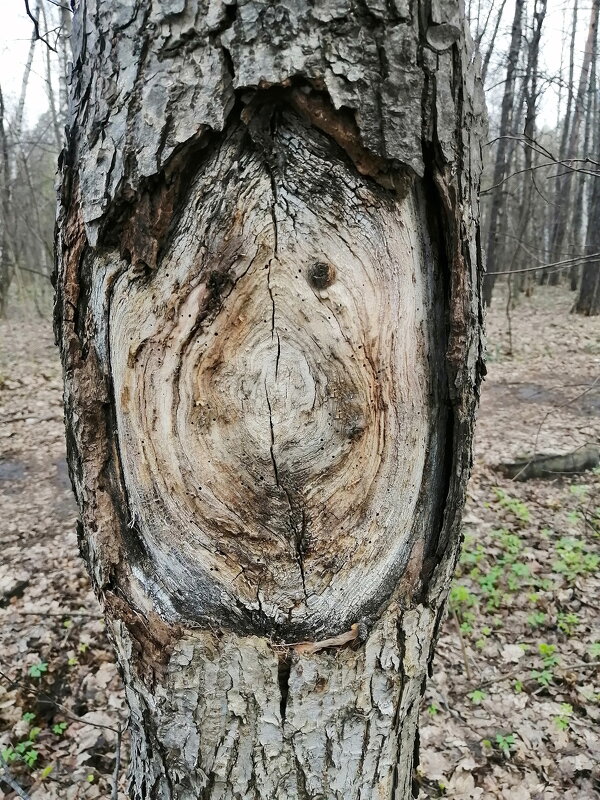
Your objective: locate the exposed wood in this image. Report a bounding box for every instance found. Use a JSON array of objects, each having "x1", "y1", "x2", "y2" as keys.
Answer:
[{"x1": 56, "y1": 0, "x2": 485, "y2": 796}]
